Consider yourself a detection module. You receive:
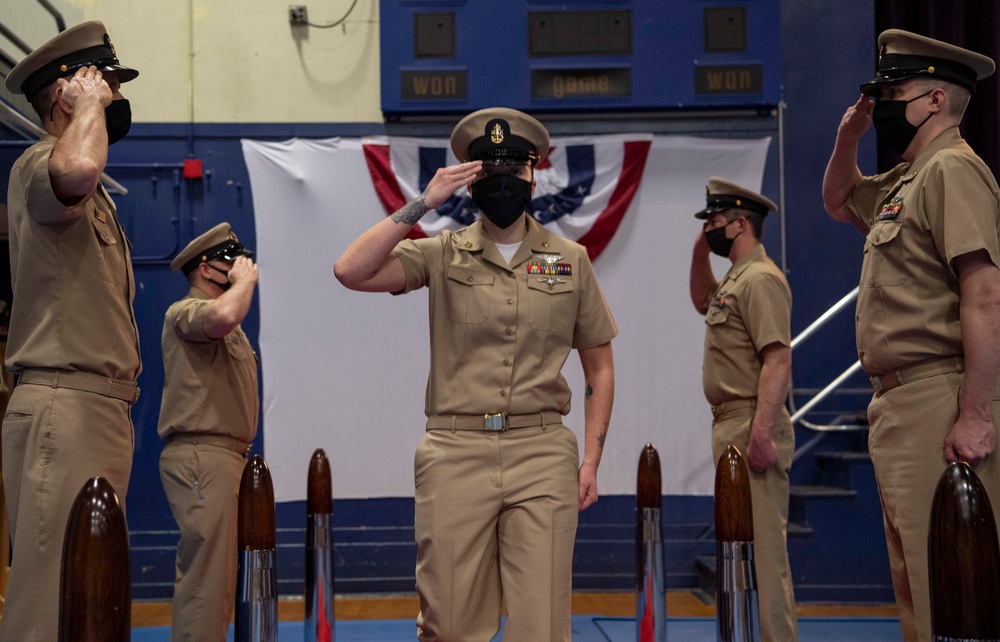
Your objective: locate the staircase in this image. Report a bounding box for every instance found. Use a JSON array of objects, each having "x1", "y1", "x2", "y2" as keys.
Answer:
[{"x1": 694, "y1": 415, "x2": 895, "y2": 605}]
